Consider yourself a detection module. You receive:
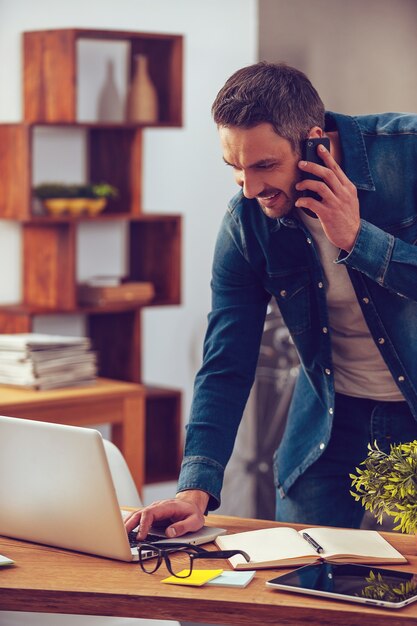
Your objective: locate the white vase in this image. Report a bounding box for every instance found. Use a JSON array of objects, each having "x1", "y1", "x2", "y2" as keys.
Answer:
[{"x1": 126, "y1": 54, "x2": 159, "y2": 123}]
